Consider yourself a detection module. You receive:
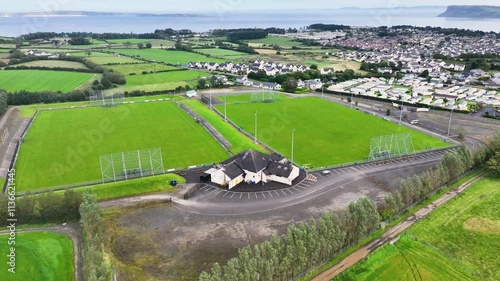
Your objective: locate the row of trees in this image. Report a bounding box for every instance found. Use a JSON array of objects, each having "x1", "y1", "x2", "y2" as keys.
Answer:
[
  {"x1": 0, "y1": 91, "x2": 7, "y2": 116},
  {"x1": 199, "y1": 198, "x2": 380, "y2": 281},
  {"x1": 80, "y1": 192, "x2": 110, "y2": 281},
  {"x1": 308, "y1": 24, "x2": 351, "y2": 31},
  {"x1": 486, "y1": 134, "x2": 500, "y2": 177},
  {"x1": 0, "y1": 190, "x2": 83, "y2": 226}
]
